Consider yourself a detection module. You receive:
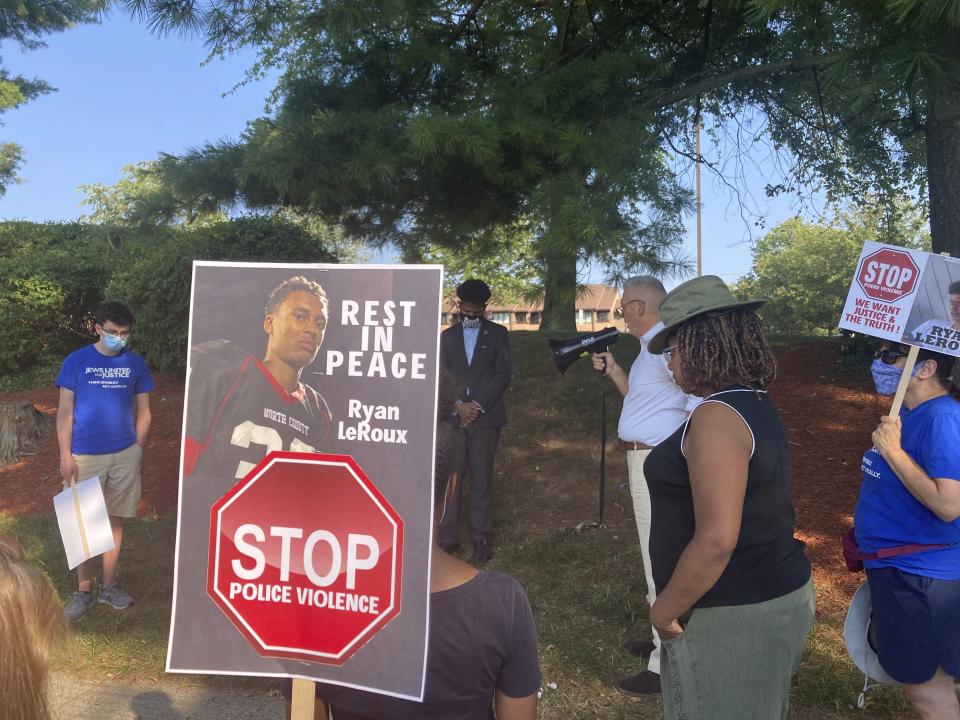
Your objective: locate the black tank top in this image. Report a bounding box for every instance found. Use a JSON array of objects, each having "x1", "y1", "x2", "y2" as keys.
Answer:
[{"x1": 644, "y1": 386, "x2": 810, "y2": 607}]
